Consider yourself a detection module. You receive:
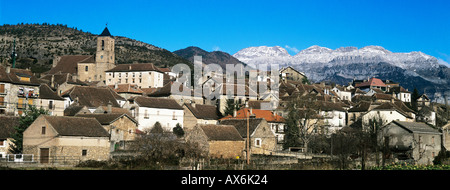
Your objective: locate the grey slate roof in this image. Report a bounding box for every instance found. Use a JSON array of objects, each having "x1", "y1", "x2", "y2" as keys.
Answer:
[
  {"x1": 391, "y1": 121, "x2": 441, "y2": 135},
  {"x1": 43, "y1": 115, "x2": 109, "y2": 137},
  {"x1": 197, "y1": 124, "x2": 243, "y2": 141}
]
